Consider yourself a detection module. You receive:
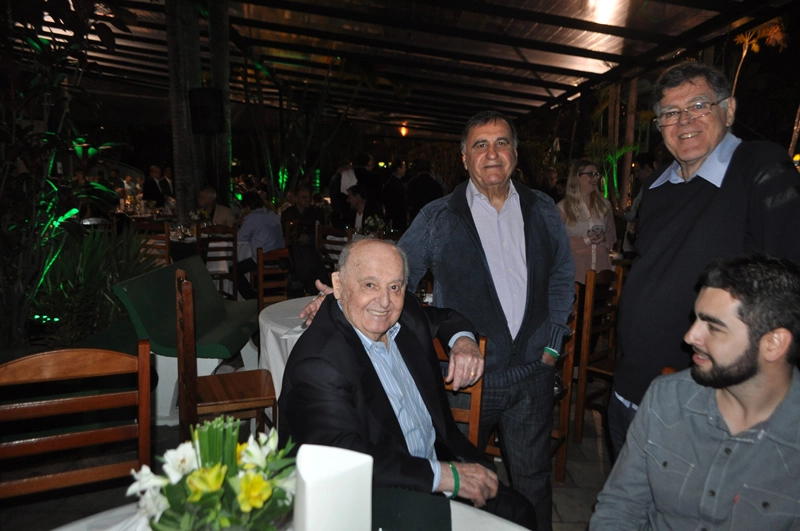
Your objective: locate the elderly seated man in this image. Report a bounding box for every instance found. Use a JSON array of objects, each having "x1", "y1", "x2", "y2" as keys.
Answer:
[
  {"x1": 279, "y1": 239, "x2": 536, "y2": 529},
  {"x1": 197, "y1": 185, "x2": 236, "y2": 227}
]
